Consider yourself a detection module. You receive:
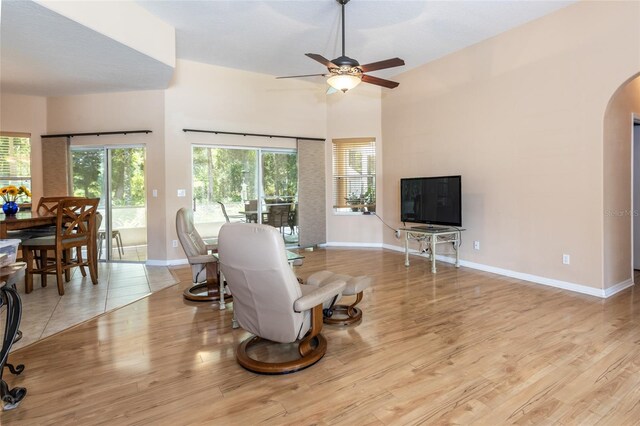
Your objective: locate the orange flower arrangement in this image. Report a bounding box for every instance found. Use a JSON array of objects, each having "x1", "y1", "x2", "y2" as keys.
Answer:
[{"x1": 0, "y1": 185, "x2": 31, "y2": 203}]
